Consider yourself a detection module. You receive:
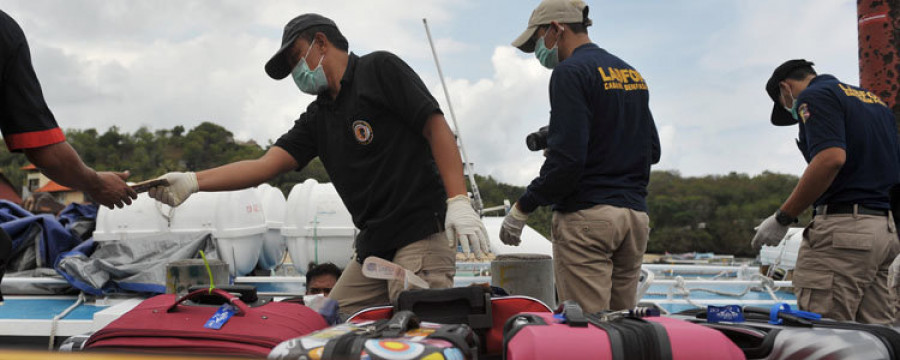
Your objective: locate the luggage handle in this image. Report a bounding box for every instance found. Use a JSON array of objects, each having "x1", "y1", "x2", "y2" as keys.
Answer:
[
  {"x1": 767, "y1": 303, "x2": 821, "y2": 325},
  {"x1": 555, "y1": 300, "x2": 588, "y2": 327},
  {"x1": 380, "y1": 310, "x2": 421, "y2": 338},
  {"x1": 187, "y1": 284, "x2": 259, "y2": 304},
  {"x1": 167, "y1": 288, "x2": 250, "y2": 316},
  {"x1": 744, "y1": 304, "x2": 816, "y2": 327},
  {"x1": 395, "y1": 287, "x2": 493, "y2": 329}
]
